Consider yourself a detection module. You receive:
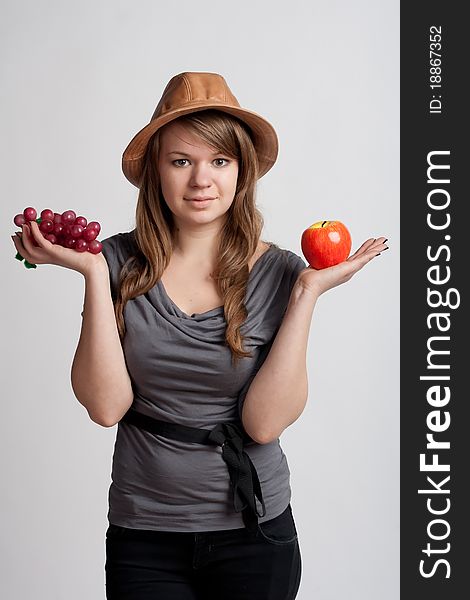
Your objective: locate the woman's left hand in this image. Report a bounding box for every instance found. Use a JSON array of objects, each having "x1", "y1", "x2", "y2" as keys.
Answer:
[{"x1": 296, "y1": 236, "x2": 389, "y2": 297}]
